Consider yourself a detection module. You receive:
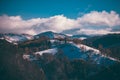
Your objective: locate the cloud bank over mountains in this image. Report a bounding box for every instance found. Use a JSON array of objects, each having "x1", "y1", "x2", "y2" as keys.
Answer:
[{"x1": 0, "y1": 11, "x2": 120, "y2": 35}]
